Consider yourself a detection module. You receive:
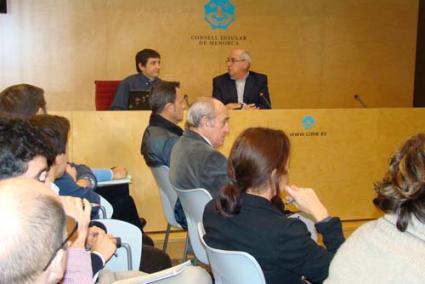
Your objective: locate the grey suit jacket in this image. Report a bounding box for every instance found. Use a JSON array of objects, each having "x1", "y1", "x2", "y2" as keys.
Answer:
[{"x1": 169, "y1": 130, "x2": 228, "y2": 197}]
